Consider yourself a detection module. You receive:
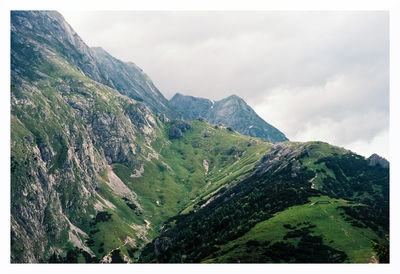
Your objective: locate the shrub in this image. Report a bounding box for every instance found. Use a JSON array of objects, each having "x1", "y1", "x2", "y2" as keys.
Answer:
[
  {"x1": 168, "y1": 126, "x2": 182, "y2": 139},
  {"x1": 95, "y1": 211, "x2": 112, "y2": 223},
  {"x1": 111, "y1": 249, "x2": 125, "y2": 263}
]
